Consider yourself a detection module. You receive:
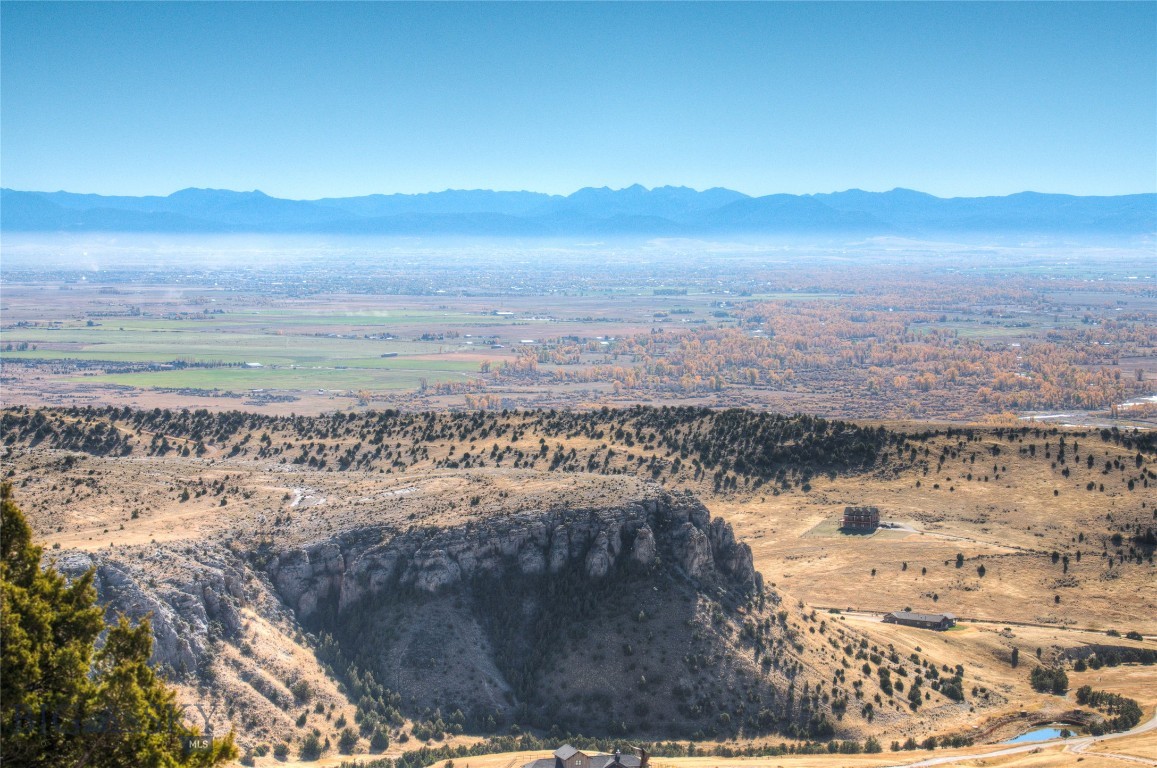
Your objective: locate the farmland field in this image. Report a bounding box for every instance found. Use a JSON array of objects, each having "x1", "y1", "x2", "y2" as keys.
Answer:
[{"x1": 2, "y1": 236, "x2": 1154, "y2": 423}]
